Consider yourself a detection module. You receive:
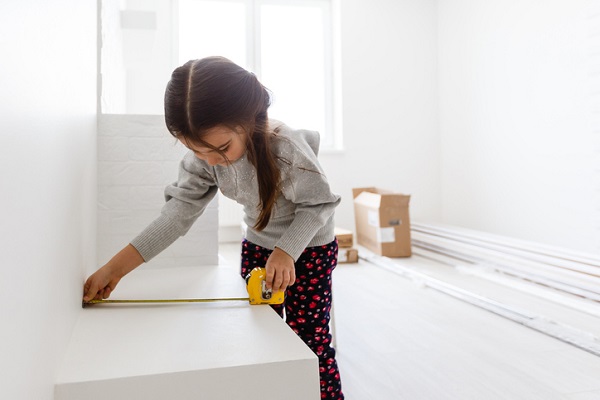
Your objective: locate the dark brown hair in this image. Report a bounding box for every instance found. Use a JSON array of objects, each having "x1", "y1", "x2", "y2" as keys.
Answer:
[{"x1": 164, "y1": 56, "x2": 280, "y2": 230}]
